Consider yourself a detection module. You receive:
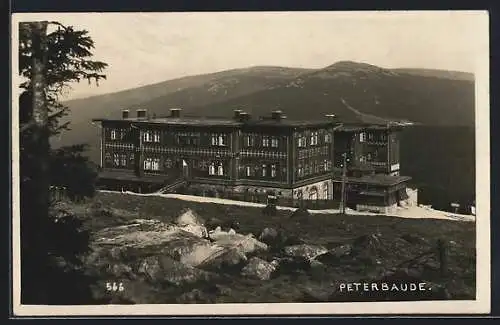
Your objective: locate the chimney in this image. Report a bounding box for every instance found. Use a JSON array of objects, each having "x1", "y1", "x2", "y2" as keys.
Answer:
[
  {"x1": 122, "y1": 109, "x2": 130, "y2": 119},
  {"x1": 136, "y1": 109, "x2": 147, "y2": 119},
  {"x1": 170, "y1": 108, "x2": 182, "y2": 118},
  {"x1": 233, "y1": 109, "x2": 243, "y2": 119},
  {"x1": 238, "y1": 112, "x2": 251, "y2": 122},
  {"x1": 271, "y1": 110, "x2": 283, "y2": 121}
]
